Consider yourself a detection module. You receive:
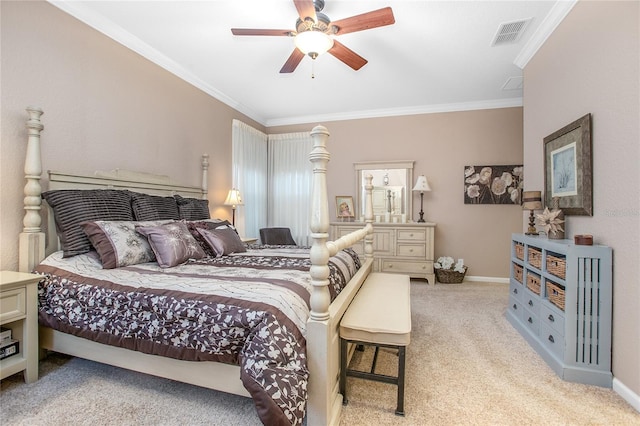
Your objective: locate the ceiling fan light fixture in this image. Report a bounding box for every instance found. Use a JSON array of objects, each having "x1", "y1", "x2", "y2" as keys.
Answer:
[{"x1": 294, "y1": 30, "x2": 333, "y2": 59}]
